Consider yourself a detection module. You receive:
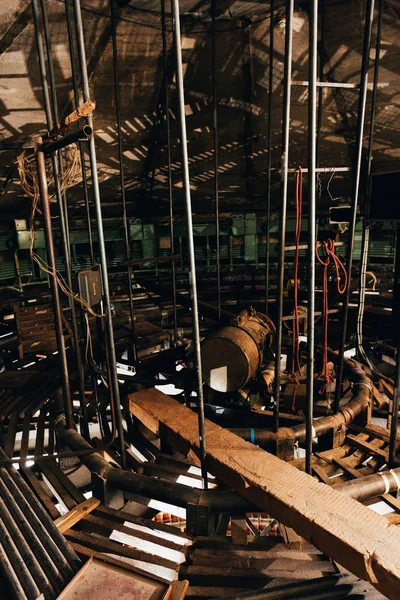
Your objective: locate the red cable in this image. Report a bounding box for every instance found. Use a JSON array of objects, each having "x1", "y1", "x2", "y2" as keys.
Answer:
[
  {"x1": 315, "y1": 239, "x2": 348, "y2": 394},
  {"x1": 289, "y1": 167, "x2": 303, "y2": 412}
]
